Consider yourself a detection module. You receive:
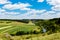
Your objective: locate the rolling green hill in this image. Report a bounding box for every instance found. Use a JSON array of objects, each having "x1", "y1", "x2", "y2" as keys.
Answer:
[
  {"x1": 0, "y1": 18, "x2": 60, "y2": 40},
  {"x1": 0, "y1": 20, "x2": 40, "y2": 34}
]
